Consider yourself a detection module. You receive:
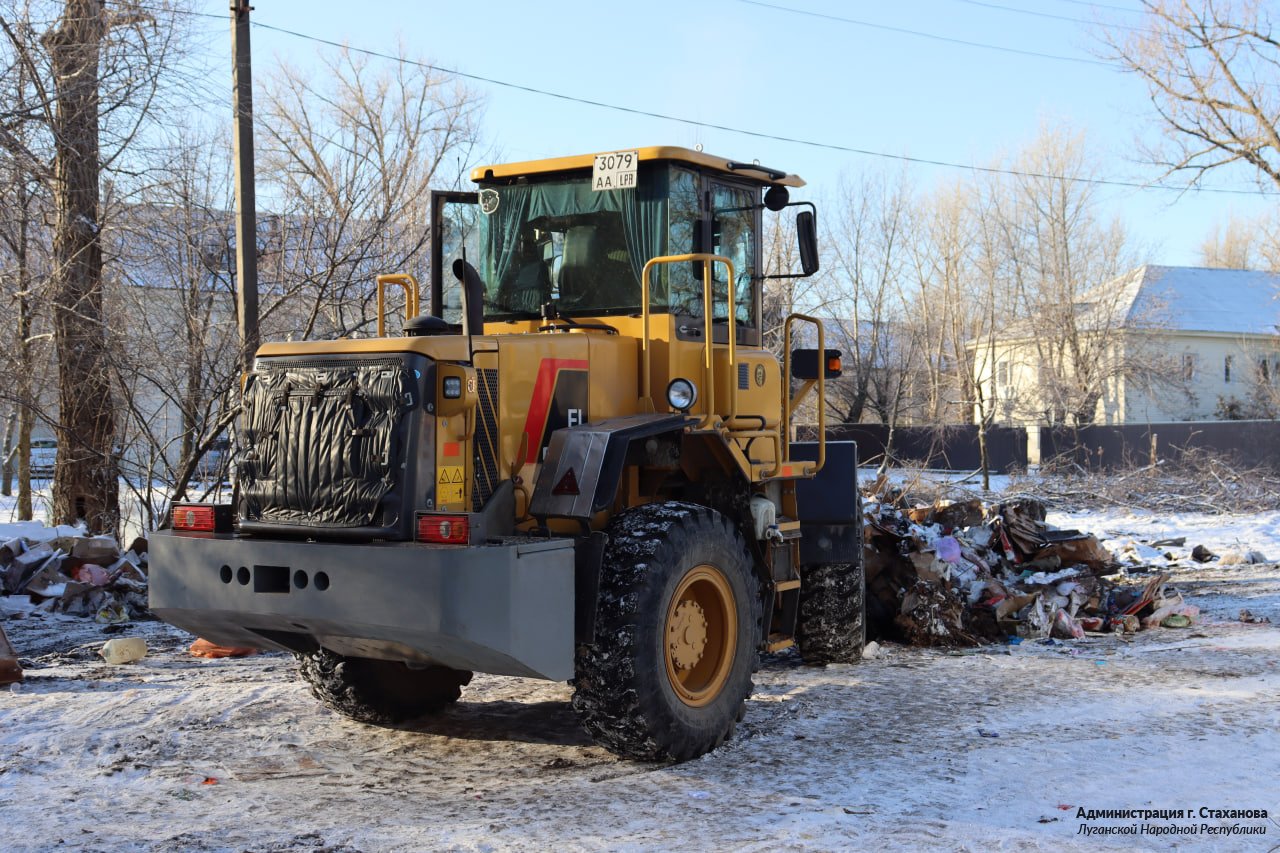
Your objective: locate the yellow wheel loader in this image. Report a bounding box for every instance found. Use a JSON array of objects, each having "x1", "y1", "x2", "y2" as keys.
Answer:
[{"x1": 151, "y1": 147, "x2": 865, "y2": 761}]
